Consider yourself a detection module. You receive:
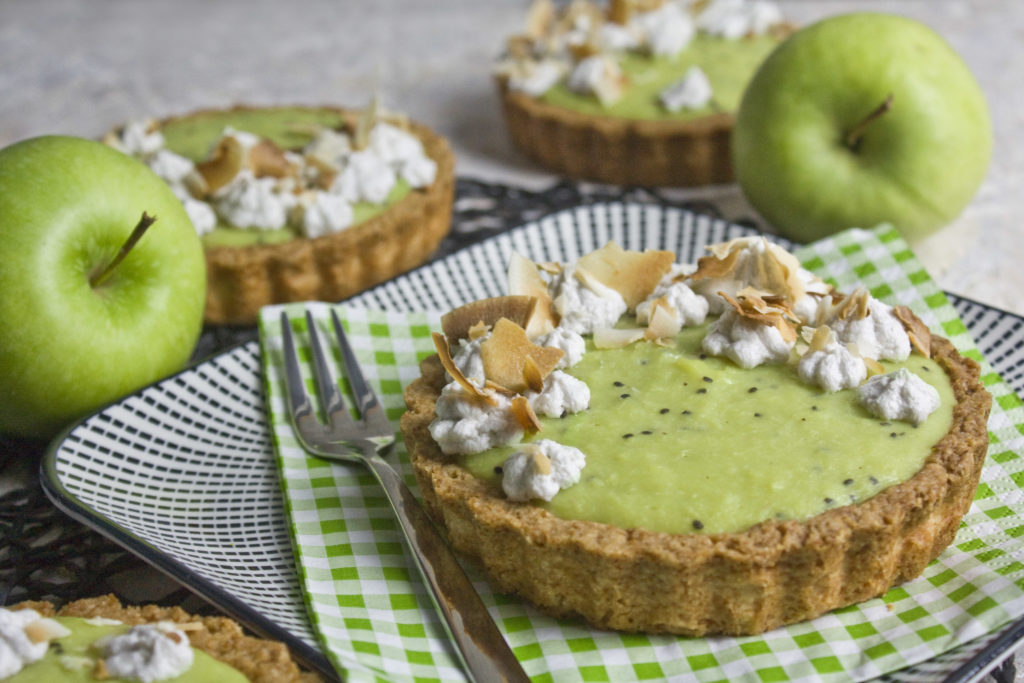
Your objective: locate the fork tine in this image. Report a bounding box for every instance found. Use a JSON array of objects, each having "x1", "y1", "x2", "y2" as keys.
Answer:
[
  {"x1": 279, "y1": 311, "x2": 314, "y2": 420},
  {"x1": 329, "y1": 308, "x2": 388, "y2": 430},
  {"x1": 305, "y1": 310, "x2": 353, "y2": 429}
]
